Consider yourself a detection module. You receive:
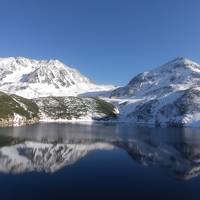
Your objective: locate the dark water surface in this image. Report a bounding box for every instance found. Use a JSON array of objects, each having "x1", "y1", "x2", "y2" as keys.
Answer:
[{"x1": 0, "y1": 122, "x2": 200, "y2": 200}]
